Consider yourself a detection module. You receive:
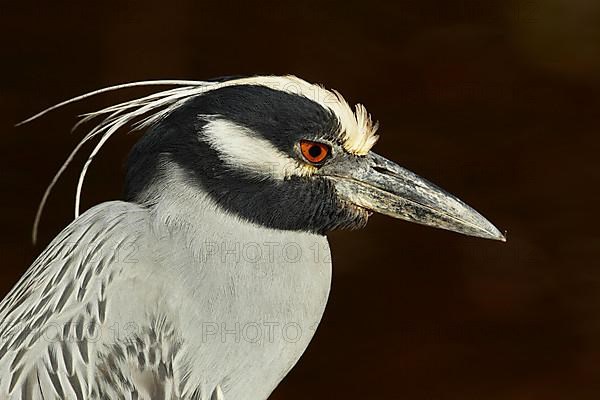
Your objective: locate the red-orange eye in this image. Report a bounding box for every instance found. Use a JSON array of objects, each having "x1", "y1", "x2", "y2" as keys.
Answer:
[{"x1": 300, "y1": 140, "x2": 330, "y2": 164}]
